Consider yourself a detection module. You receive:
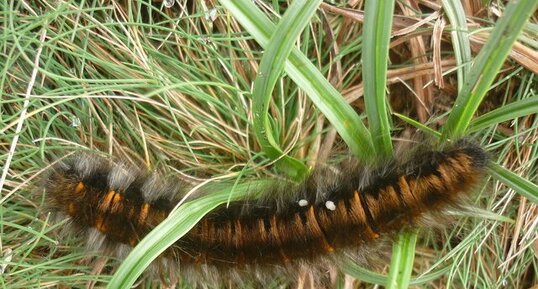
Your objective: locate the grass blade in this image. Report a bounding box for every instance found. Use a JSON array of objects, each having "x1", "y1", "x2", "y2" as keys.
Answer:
[
  {"x1": 386, "y1": 231, "x2": 418, "y2": 289},
  {"x1": 252, "y1": 0, "x2": 321, "y2": 178},
  {"x1": 393, "y1": 113, "x2": 441, "y2": 138},
  {"x1": 107, "y1": 180, "x2": 270, "y2": 288},
  {"x1": 469, "y1": 96, "x2": 538, "y2": 133},
  {"x1": 488, "y1": 163, "x2": 538, "y2": 204},
  {"x1": 343, "y1": 248, "x2": 450, "y2": 286},
  {"x1": 361, "y1": 1, "x2": 416, "y2": 287},
  {"x1": 219, "y1": 0, "x2": 374, "y2": 160},
  {"x1": 362, "y1": 0, "x2": 395, "y2": 157},
  {"x1": 441, "y1": 0, "x2": 472, "y2": 93},
  {"x1": 441, "y1": 0, "x2": 538, "y2": 140}
]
